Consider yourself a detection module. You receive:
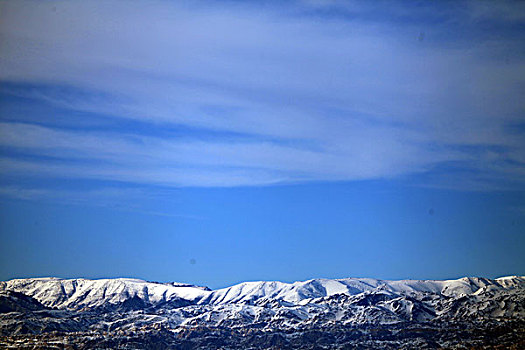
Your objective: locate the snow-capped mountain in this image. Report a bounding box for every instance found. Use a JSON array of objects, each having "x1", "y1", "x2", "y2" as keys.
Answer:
[
  {"x1": 1, "y1": 276, "x2": 524, "y2": 349},
  {"x1": 3, "y1": 275, "x2": 523, "y2": 310}
]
